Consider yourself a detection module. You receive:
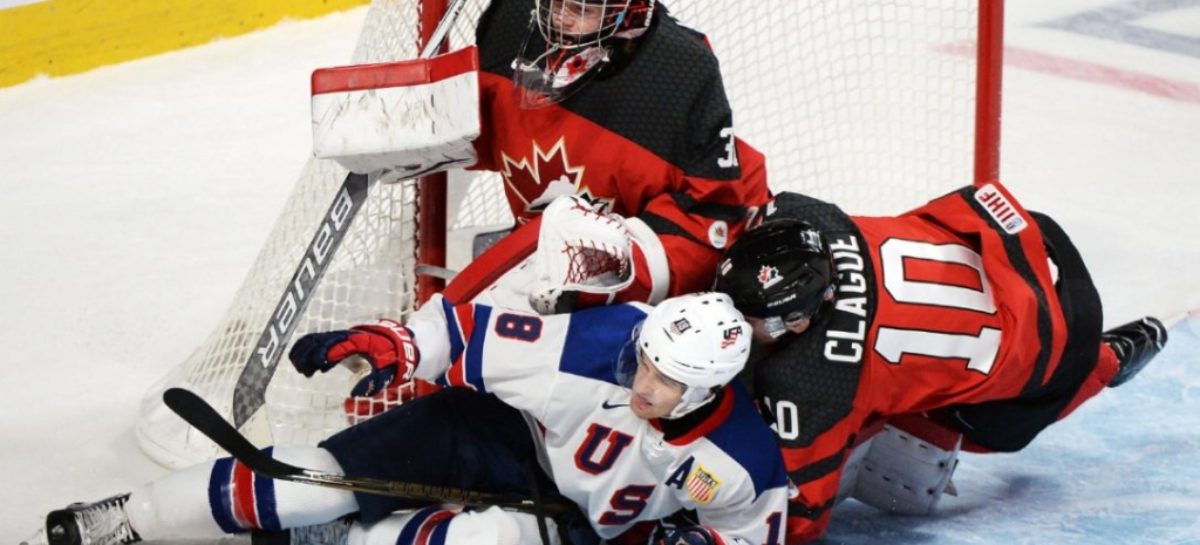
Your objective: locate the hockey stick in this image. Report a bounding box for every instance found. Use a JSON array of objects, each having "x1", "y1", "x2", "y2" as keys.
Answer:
[
  {"x1": 231, "y1": 0, "x2": 474, "y2": 429},
  {"x1": 164, "y1": 387, "x2": 577, "y2": 515}
]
